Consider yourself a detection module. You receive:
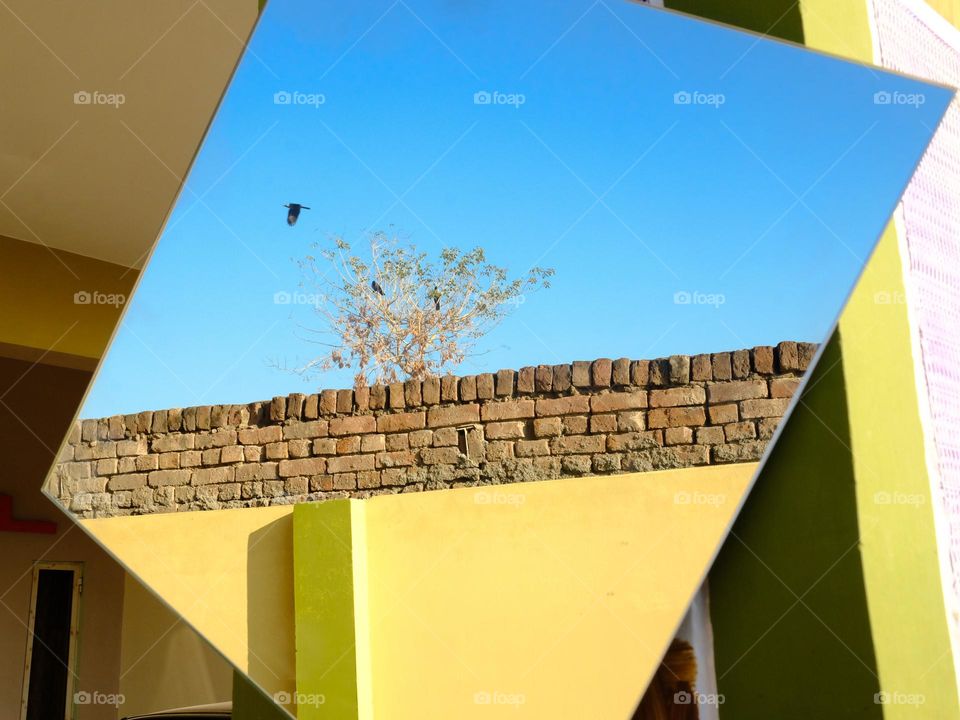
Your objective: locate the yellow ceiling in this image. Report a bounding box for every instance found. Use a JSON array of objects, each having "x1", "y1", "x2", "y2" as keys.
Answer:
[{"x1": 0, "y1": 0, "x2": 259, "y2": 268}]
